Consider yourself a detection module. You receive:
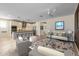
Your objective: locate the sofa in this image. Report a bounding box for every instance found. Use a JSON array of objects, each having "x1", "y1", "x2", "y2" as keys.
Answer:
[
  {"x1": 16, "y1": 37, "x2": 32, "y2": 56},
  {"x1": 29, "y1": 46, "x2": 64, "y2": 56}
]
